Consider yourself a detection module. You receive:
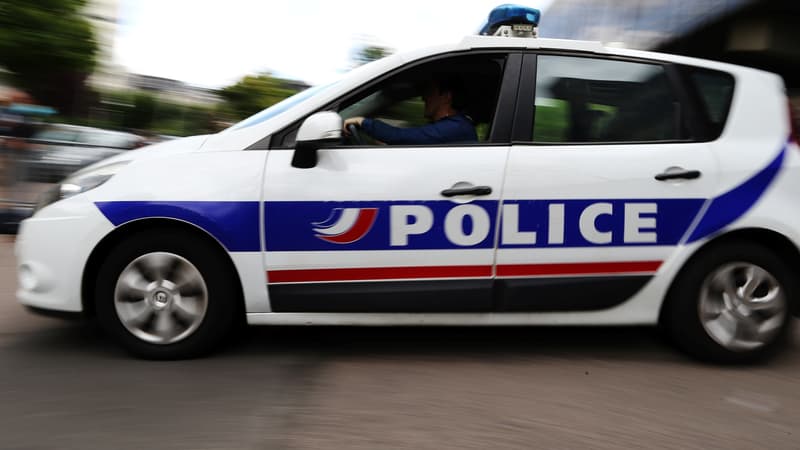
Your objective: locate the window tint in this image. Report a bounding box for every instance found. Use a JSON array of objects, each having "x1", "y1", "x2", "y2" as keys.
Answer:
[
  {"x1": 337, "y1": 54, "x2": 506, "y2": 146},
  {"x1": 340, "y1": 89, "x2": 427, "y2": 131},
  {"x1": 532, "y1": 55, "x2": 684, "y2": 143},
  {"x1": 273, "y1": 54, "x2": 506, "y2": 148},
  {"x1": 687, "y1": 68, "x2": 734, "y2": 132}
]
